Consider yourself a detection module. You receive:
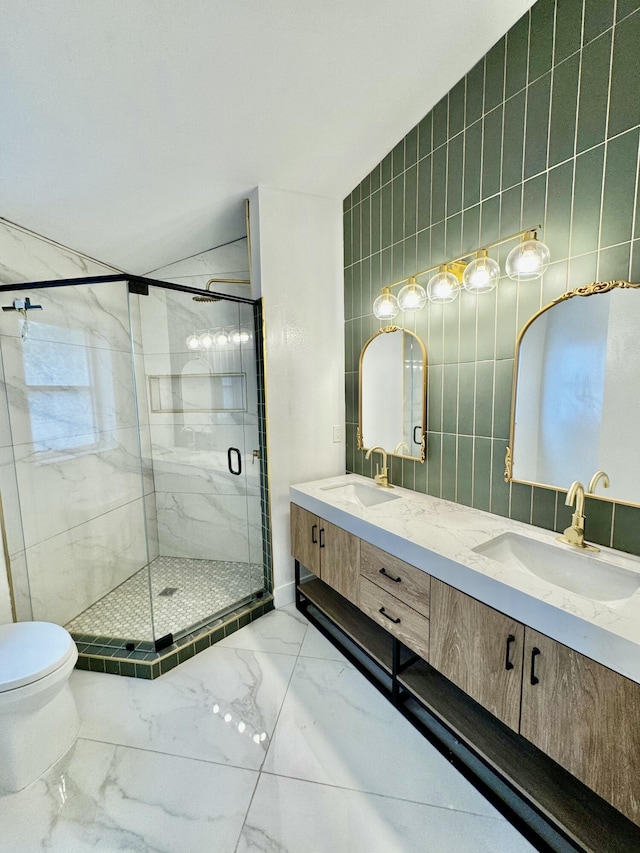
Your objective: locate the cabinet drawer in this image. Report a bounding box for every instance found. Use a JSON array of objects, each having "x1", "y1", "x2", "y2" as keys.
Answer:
[
  {"x1": 360, "y1": 541, "x2": 430, "y2": 617},
  {"x1": 359, "y1": 577, "x2": 429, "y2": 660}
]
